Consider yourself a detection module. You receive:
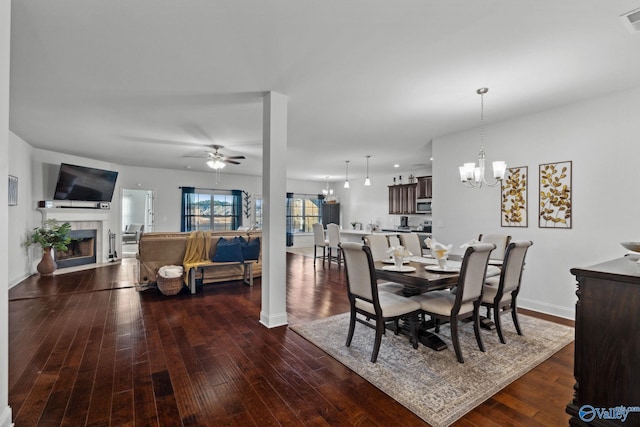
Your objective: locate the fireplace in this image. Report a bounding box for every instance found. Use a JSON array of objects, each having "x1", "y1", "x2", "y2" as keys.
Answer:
[
  {"x1": 38, "y1": 207, "x2": 111, "y2": 265},
  {"x1": 56, "y1": 229, "x2": 97, "y2": 268}
]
